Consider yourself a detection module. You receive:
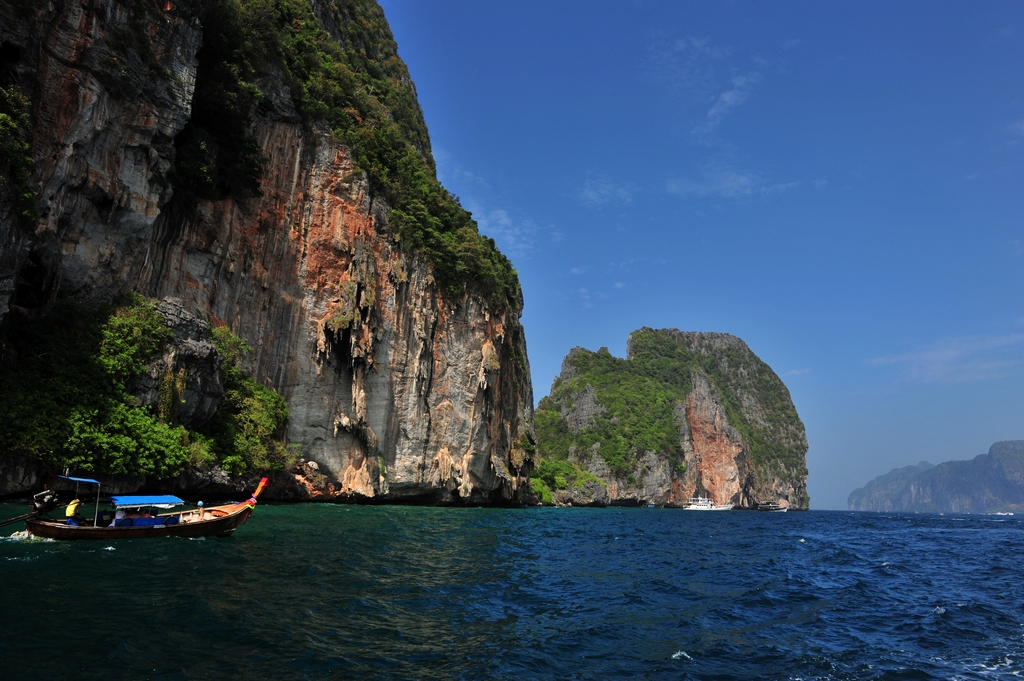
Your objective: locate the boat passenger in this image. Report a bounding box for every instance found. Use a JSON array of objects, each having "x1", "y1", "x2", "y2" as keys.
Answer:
[
  {"x1": 112, "y1": 508, "x2": 126, "y2": 527},
  {"x1": 65, "y1": 498, "x2": 84, "y2": 526}
]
